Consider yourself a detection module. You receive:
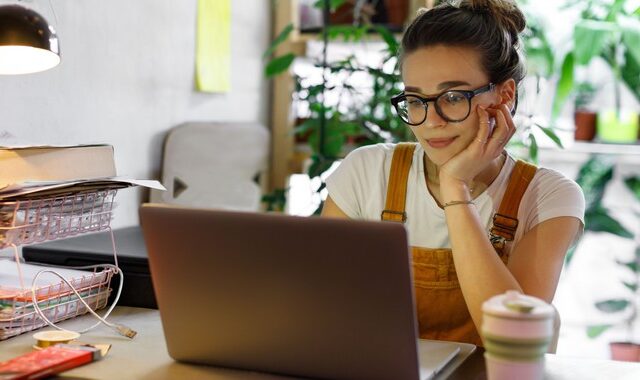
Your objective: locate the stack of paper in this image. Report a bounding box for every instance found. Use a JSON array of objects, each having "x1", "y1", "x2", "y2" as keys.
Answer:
[
  {"x1": 0, "y1": 259, "x2": 114, "y2": 340},
  {"x1": 0, "y1": 143, "x2": 164, "y2": 200},
  {"x1": 0, "y1": 144, "x2": 117, "y2": 189},
  {"x1": 0, "y1": 176, "x2": 165, "y2": 200}
]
